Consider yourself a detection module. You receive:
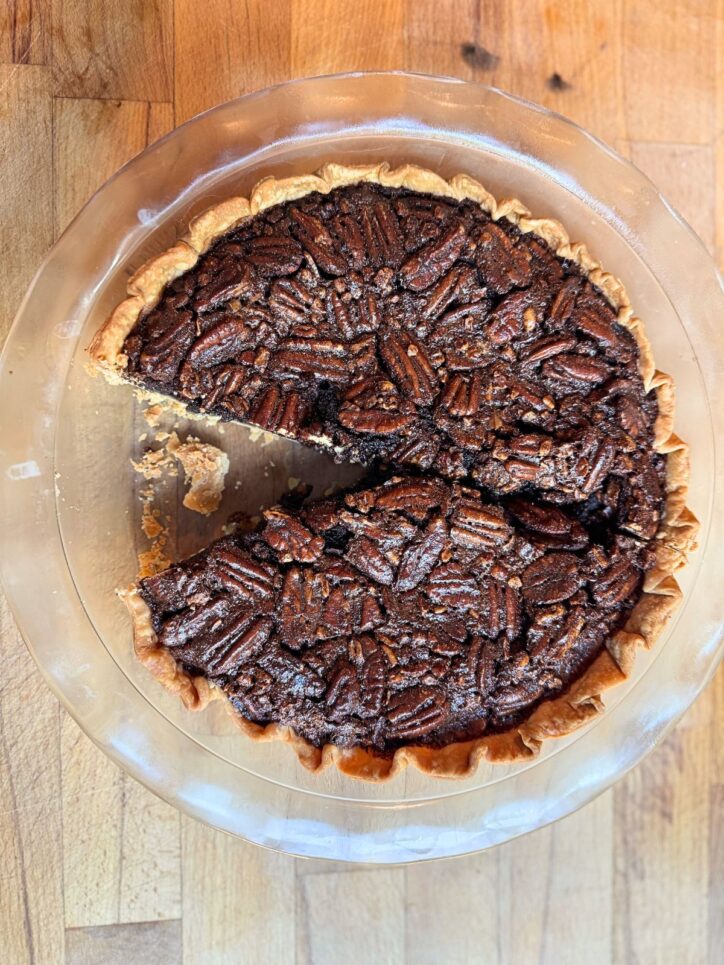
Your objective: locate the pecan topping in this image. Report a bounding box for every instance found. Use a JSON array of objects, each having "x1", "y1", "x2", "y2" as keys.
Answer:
[
  {"x1": 210, "y1": 548, "x2": 275, "y2": 600},
  {"x1": 193, "y1": 261, "x2": 255, "y2": 312},
  {"x1": 186, "y1": 317, "x2": 258, "y2": 368},
  {"x1": 395, "y1": 522, "x2": 447, "y2": 591},
  {"x1": 213, "y1": 617, "x2": 273, "y2": 675},
  {"x1": 373, "y1": 477, "x2": 449, "y2": 521},
  {"x1": 506, "y1": 498, "x2": 588, "y2": 549},
  {"x1": 346, "y1": 536, "x2": 395, "y2": 586},
  {"x1": 249, "y1": 386, "x2": 305, "y2": 433},
  {"x1": 126, "y1": 181, "x2": 663, "y2": 756},
  {"x1": 592, "y1": 560, "x2": 640, "y2": 607},
  {"x1": 123, "y1": 183, "x2": 654, "y2": 525},
  {"x1": 488, "y1": 290, "x2": 544, "y2": 345}
]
